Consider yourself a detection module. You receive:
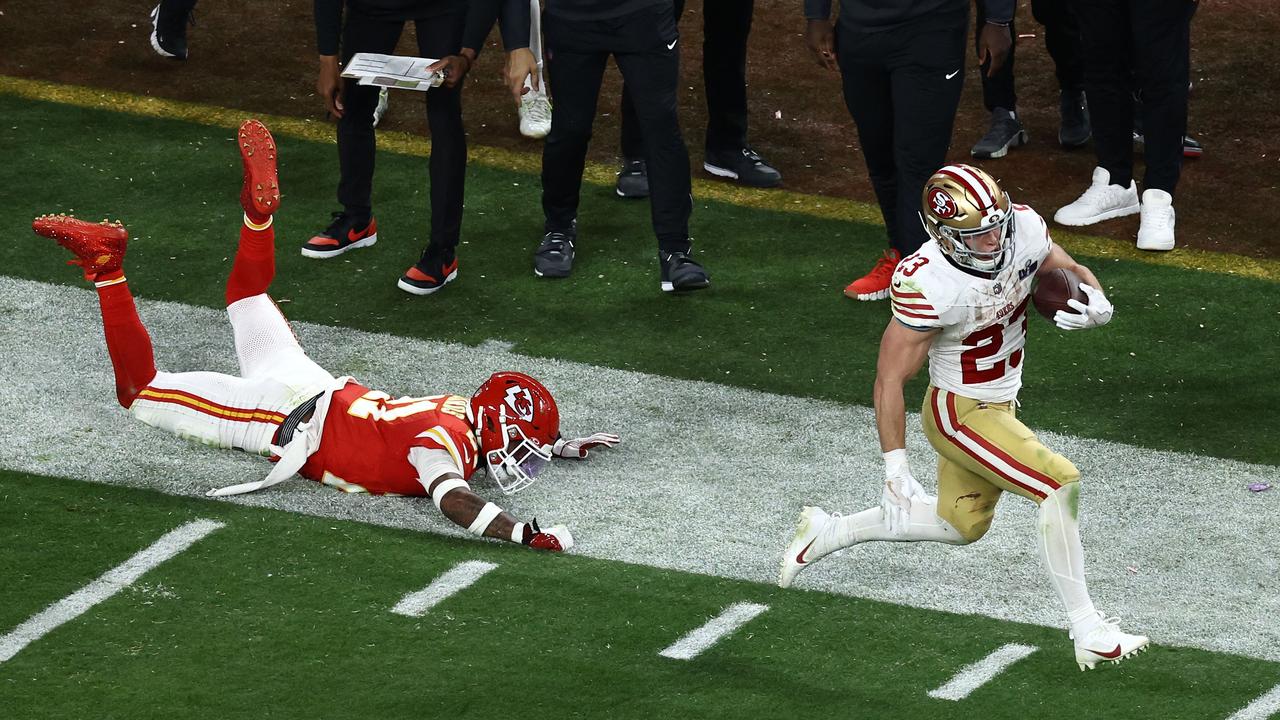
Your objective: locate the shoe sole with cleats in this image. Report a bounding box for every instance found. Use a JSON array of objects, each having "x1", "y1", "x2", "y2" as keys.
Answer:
[{"x1": 238, "y1": 119, "x2": 280, "y2": 219}]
